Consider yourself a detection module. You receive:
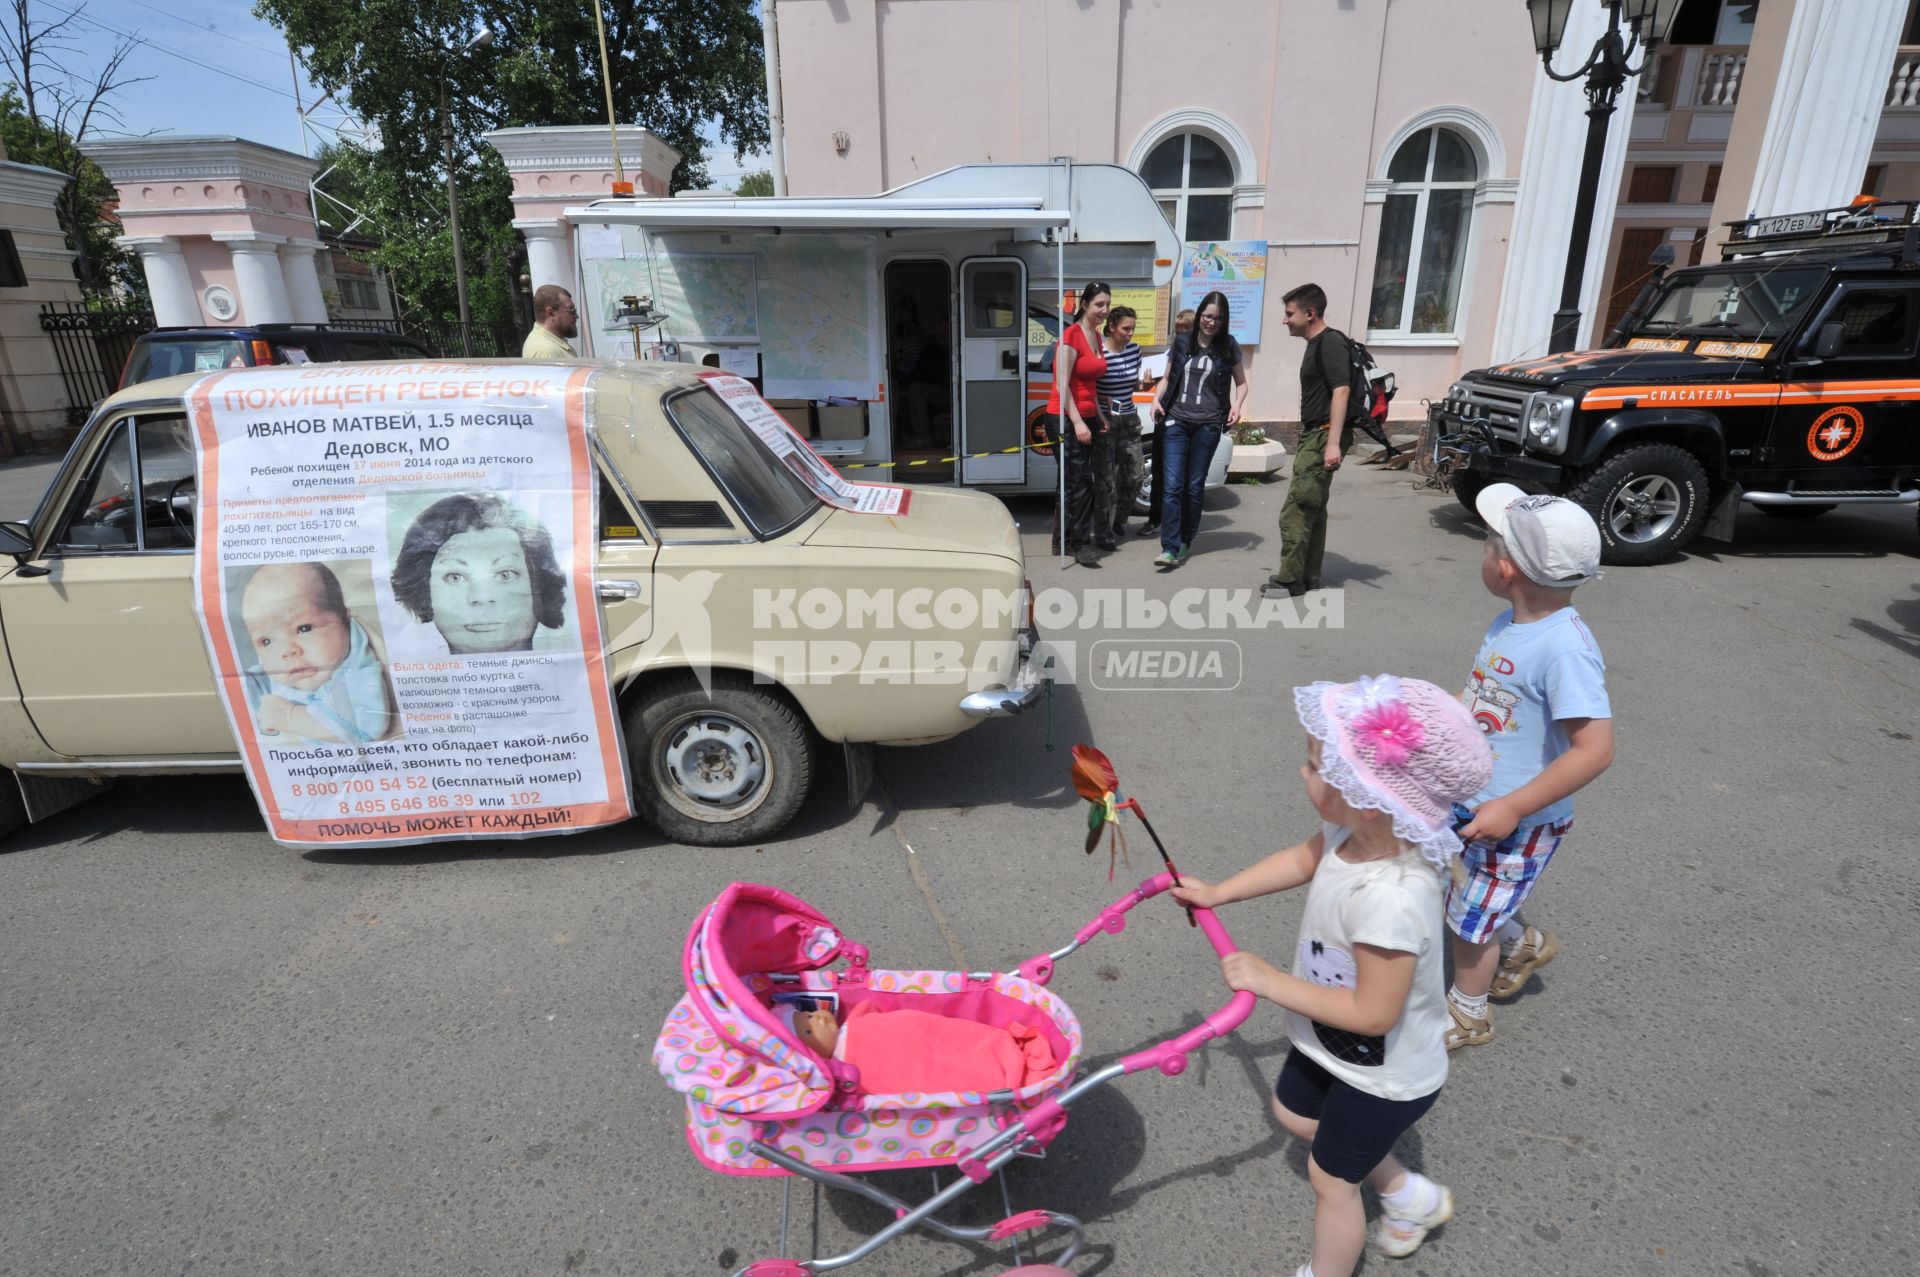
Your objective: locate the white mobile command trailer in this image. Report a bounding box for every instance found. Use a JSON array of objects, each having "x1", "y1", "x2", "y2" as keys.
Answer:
[{"x1": 564, "y1": 162, "x2": 1182, "y2": 500}]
